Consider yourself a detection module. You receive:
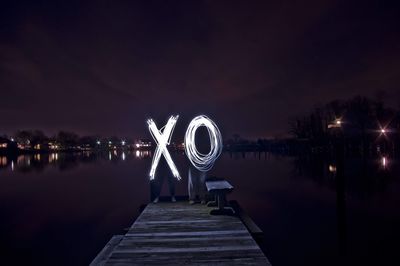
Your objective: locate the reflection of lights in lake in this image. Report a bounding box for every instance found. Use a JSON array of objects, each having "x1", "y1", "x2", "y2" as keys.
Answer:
[
  {"x1": 11, "y1": 161, "x2": 14, "y2": 171},
  {"x1": 328, "y1": 164, "x2": 337, "y2": 173},
  {"x1": 49, "y1": 153, "x2": 59, "y2": 163},
  {"x1": 34, "y1": 154, "x2": 41, "y2": 161},
  {"x1": 122, "y1": 152, "x2": 126, "y2": 161},
  {"x1": 0, "y1": 156, "x2": 7, "y2": 166},
  {"x1": 113, "y1": 150, "x2": 117, "y2": 156},
  {"x1": 134, "y1": 150, "x2": 152, "y2": 159},
  {"x1": 382, "y1": 156, "x2": 387, "y2": 168},
  {"x1": 108, "y1": 152, "x2": 112, "y2": 161}
]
